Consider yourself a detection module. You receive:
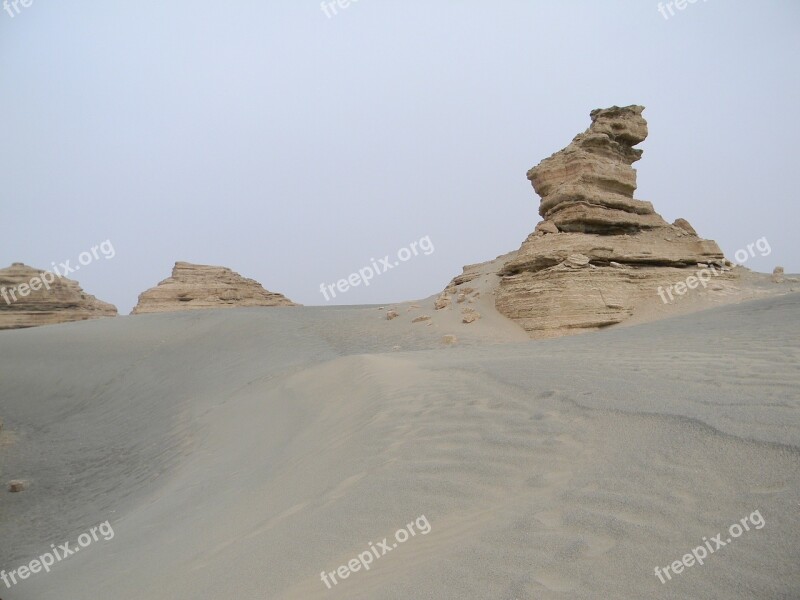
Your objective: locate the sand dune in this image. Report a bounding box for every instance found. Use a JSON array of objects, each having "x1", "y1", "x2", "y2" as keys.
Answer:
[{"x1": 1, "y1": 294, "x2": 799, "y2": 599}]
